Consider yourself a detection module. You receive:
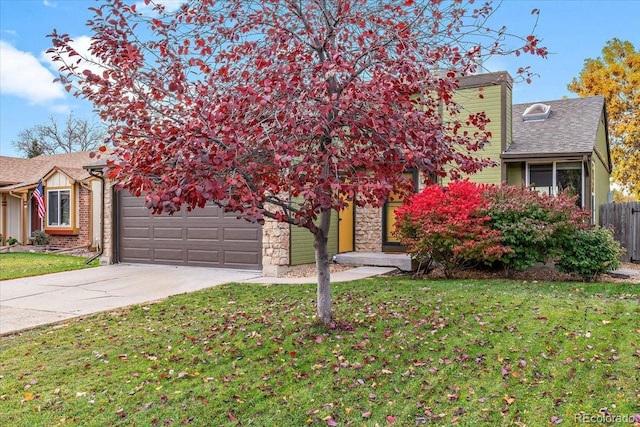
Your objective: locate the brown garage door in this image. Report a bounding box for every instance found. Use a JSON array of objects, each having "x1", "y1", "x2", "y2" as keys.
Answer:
[{"x1": 118, "y1": 191, "x2": 262, "y2": 270}]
